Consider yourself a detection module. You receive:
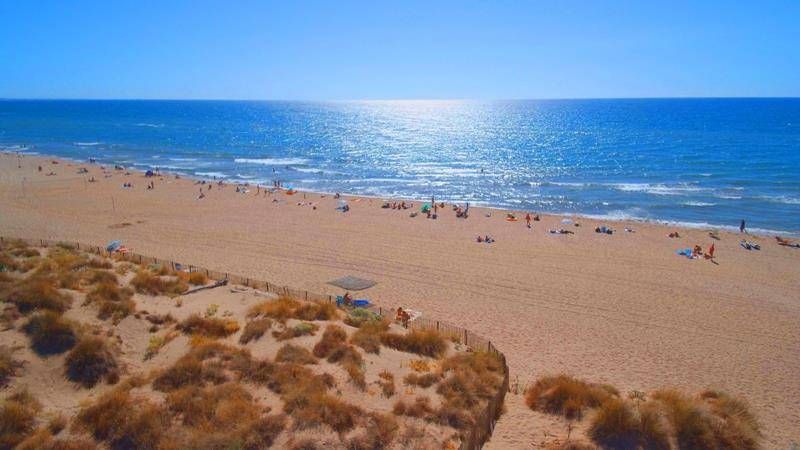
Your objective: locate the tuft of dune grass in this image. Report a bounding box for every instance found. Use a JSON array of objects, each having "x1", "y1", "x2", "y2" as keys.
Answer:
[
  {"x1": 0, "y1": 389, "x2": 42, "y2": 449},
  {"x1": 22, "y1": 311, "x2": 77, "y2": 355},
  {"x1": 64, "y1": 336, "x2": 119, "y2": 388},
  {"x1": 239, "y1": 318, "x2": 272, "y2": 344},
  {"x1": 177, "y1": 314, "x2": 239, "y2": 338},
  {"x1": 248, "y1": 296, "x2": 338, "y2": 322},
  {"x1": 130, "y1": 269, "x2": 187, "y2": 297},
  {"x1": 272, "y1": 322, "x2": 319, "y2": 341},
  {"x1": 85, "y1": 281, "x2": 135, "y2": 323},
  {"x1": 380, "y1": 329, "x2": 447, "y2": 358},
  {"x1": 276, "y1": 344, "x2": 317, "y2": 365},
  {"x1": 4, "y1": 276, "x2": 72, "y2": 314},
  {"x1": 0, "y1": 345, "x2": 24, "y2": 387},
  {"x1": 525, "y1": 374, "x2": 617, "y2": 419}
]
